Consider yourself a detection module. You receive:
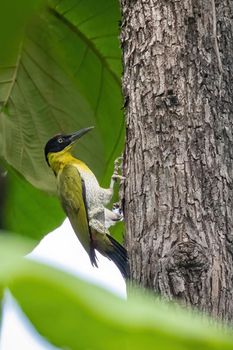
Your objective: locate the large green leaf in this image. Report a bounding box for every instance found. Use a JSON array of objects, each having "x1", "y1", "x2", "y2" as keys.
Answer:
[
  {"x1": 0, "y1": 0, "x2": 123, "y2": 192},
  {"x1": 0, "y1": 236, "x2": 232, "y2": 350},
  {"x1": 0, "y1": 0, "x2": 124, "y2": 238},
  {"x1": 0, "y1": 0, "x2": 43, "y2": 62},
  {"x1": 3, "y1": 168, "x2": 64, "y2": 239}
]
